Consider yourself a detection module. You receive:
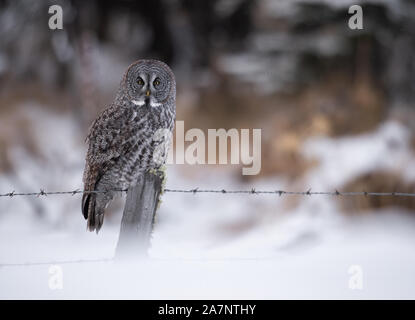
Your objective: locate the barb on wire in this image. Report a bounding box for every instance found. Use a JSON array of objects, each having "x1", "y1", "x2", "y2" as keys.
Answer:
[
  {"x1": 162, "y1": 189, "x2": 415, "y2": 197},
  {"x1": 2, "y1": 188, "x2": 415, "y2": 198},
  {"x1": 0, "y1": 189, "x2": 127, "y2": 198}
]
